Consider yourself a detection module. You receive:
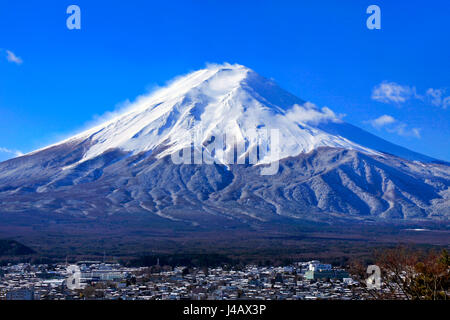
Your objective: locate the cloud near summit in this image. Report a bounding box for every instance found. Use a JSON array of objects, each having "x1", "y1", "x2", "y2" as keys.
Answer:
[
  {"x1": 285, "y1": 102, "x2": 344, "y2": 125},
  {"x1": 0, "y1": 147, "x2": 23, "y2": 158}
]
